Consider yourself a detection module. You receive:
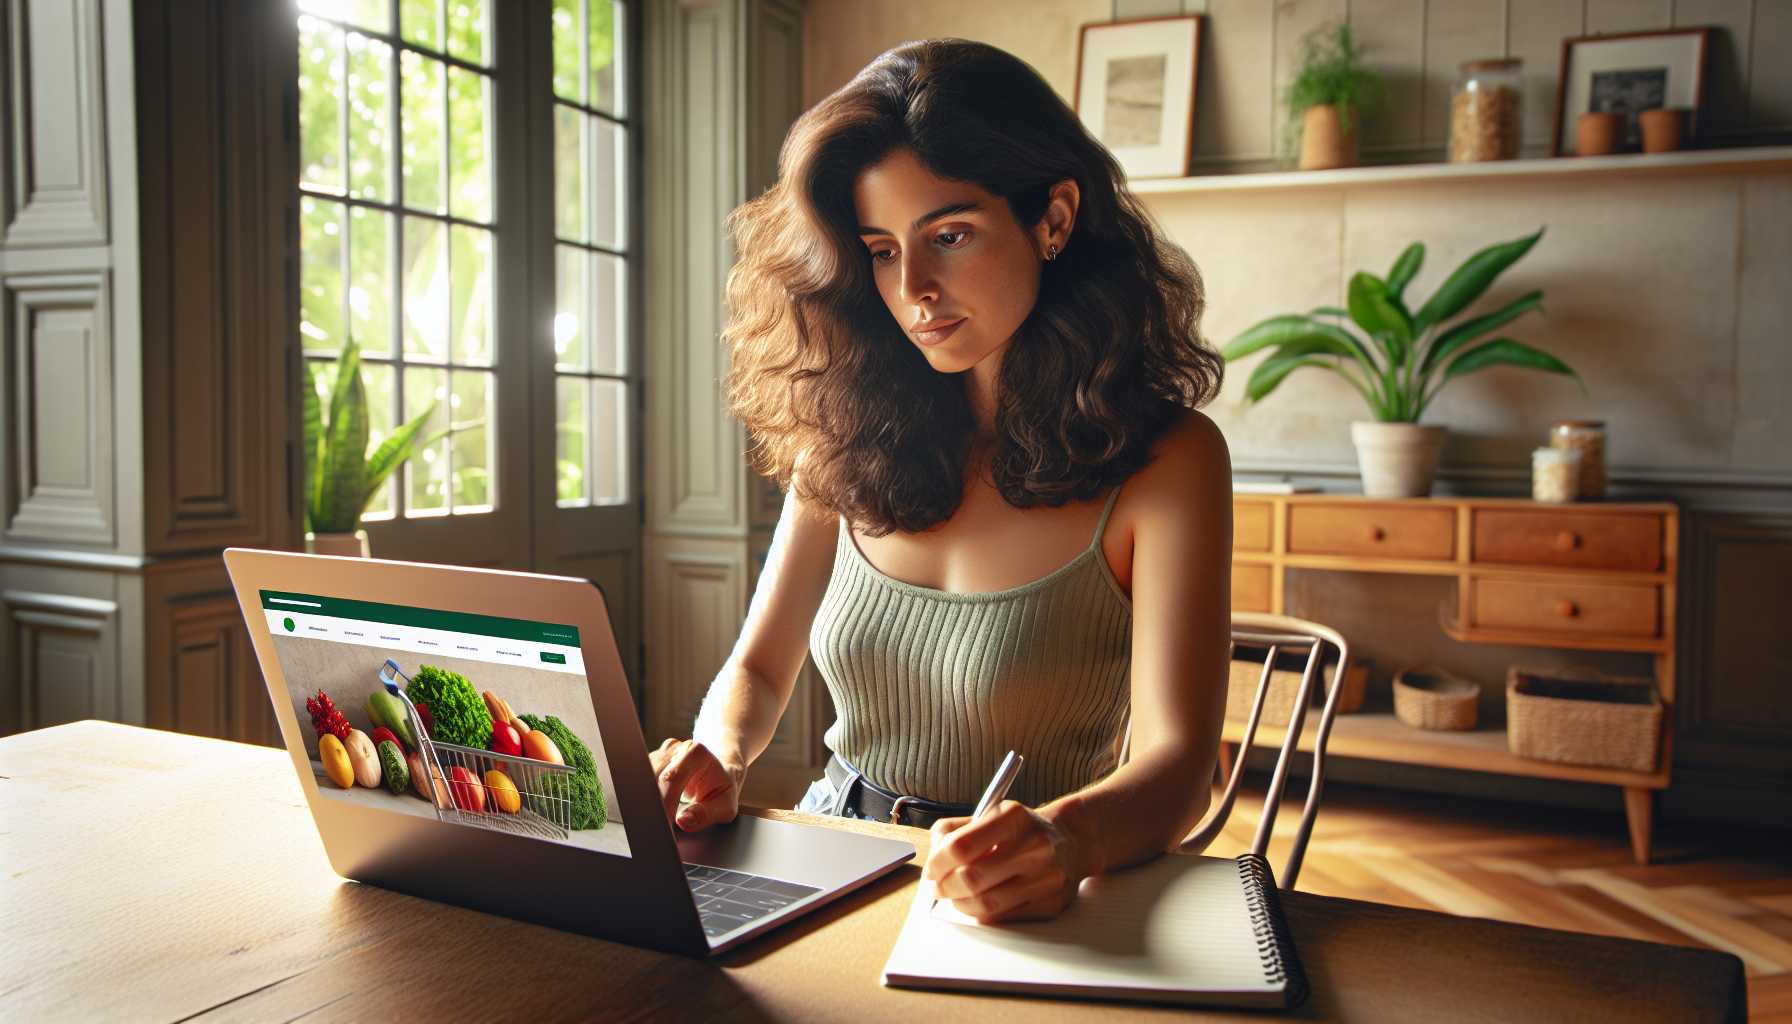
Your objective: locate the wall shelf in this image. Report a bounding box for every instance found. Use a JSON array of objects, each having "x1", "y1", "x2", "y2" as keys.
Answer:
[{"x1": 1127, "y1": 145, "x2": 1792, "y2": 197}]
